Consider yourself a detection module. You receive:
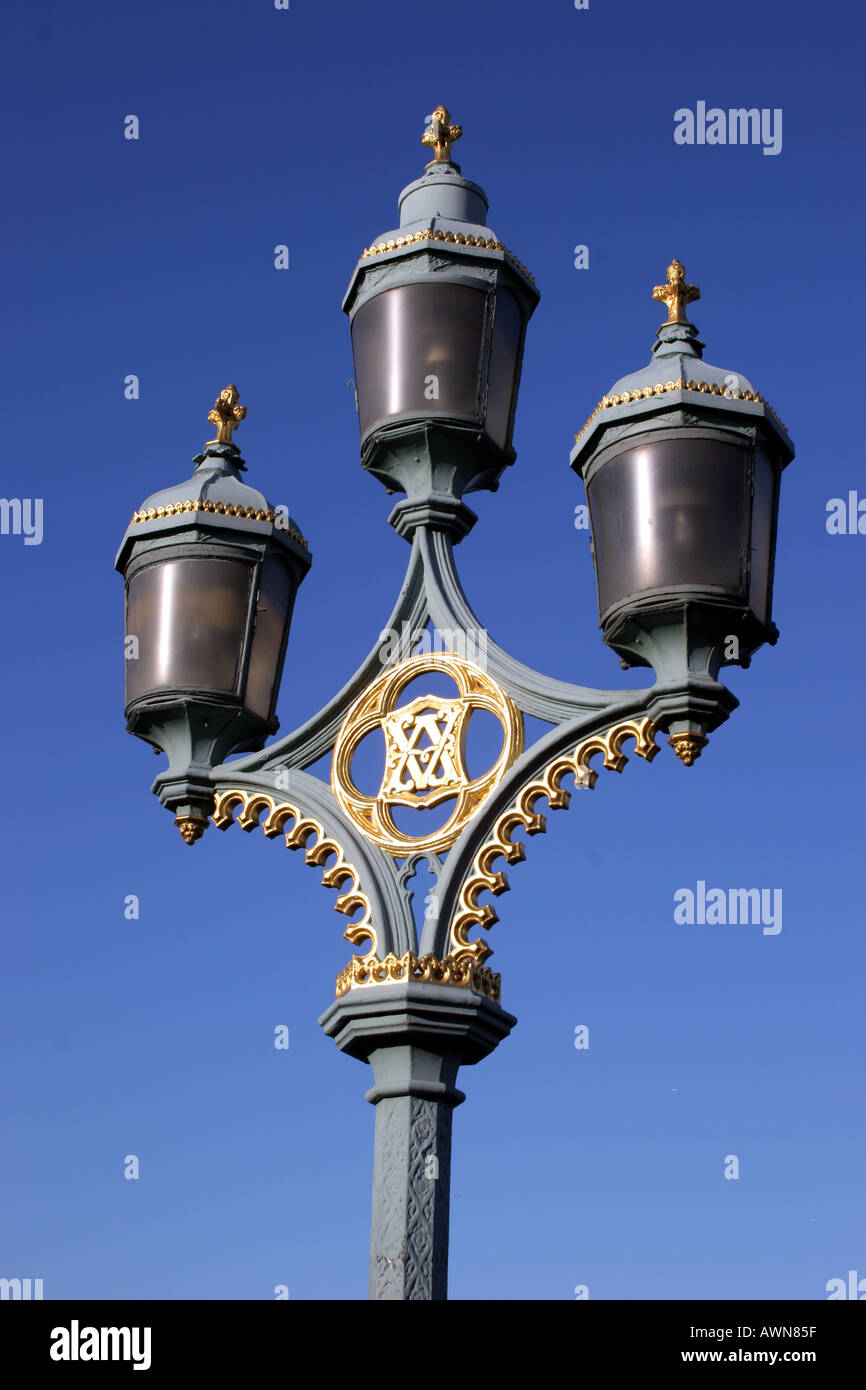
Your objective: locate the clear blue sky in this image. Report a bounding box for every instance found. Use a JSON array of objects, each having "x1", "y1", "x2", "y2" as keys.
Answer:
[{"x1": 2, "y1": 0, "x2": 864, "y2": 1300}]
